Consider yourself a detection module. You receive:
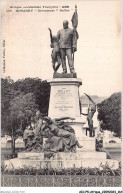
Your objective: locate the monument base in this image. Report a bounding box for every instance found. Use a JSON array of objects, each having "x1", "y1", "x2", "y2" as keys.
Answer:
[
  {"x1": 47, "y1": 77, "x2": 96, "y2": 151},
  {"x1": 4, "y1": 151, "x2": 119, "y2": 170},
  {"x1": 18, "y1": 151, "x2": 106, "y2": 160},
  {"x1": 53, "y1": 72, "x2": 77, "y2": 78},
  {"x1": 67, "y1": 121, "x2": 96, "y2": 151}
]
